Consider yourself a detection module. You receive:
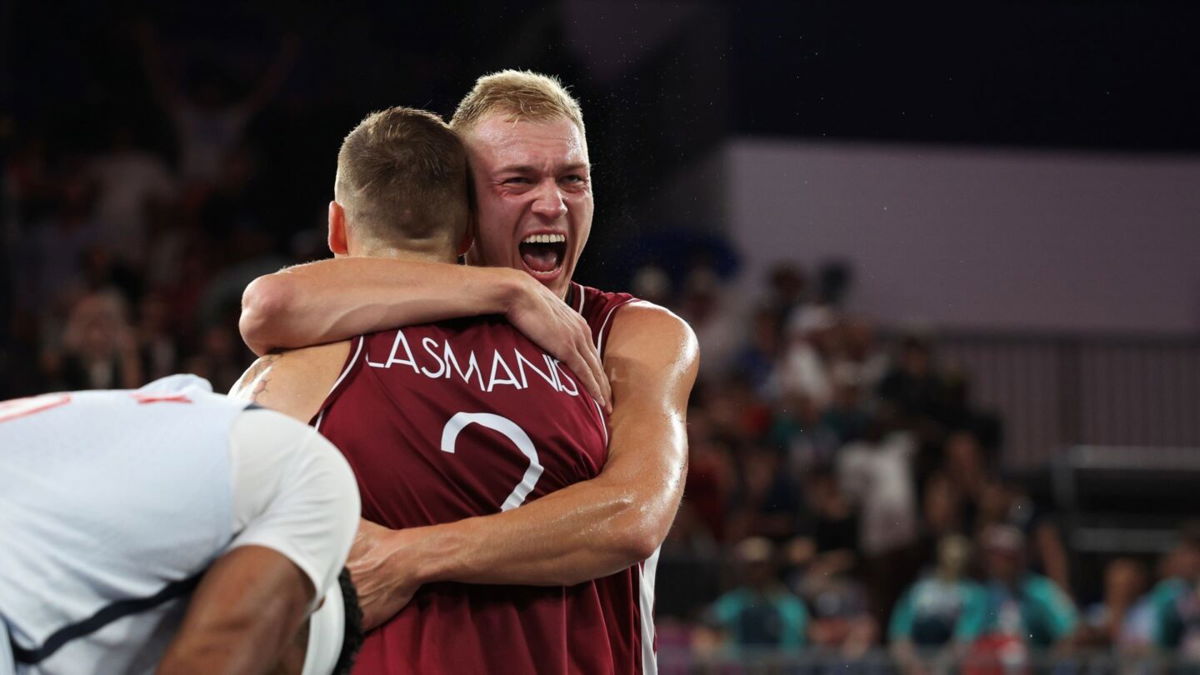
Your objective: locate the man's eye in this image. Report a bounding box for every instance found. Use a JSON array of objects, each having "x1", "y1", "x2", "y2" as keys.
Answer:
[
  {"x1": 502, "y1": 177, "x2": 531, "y2": 185},
  {"x1": 562, "y1": 175, "x2": 586, "y2": 184}
]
